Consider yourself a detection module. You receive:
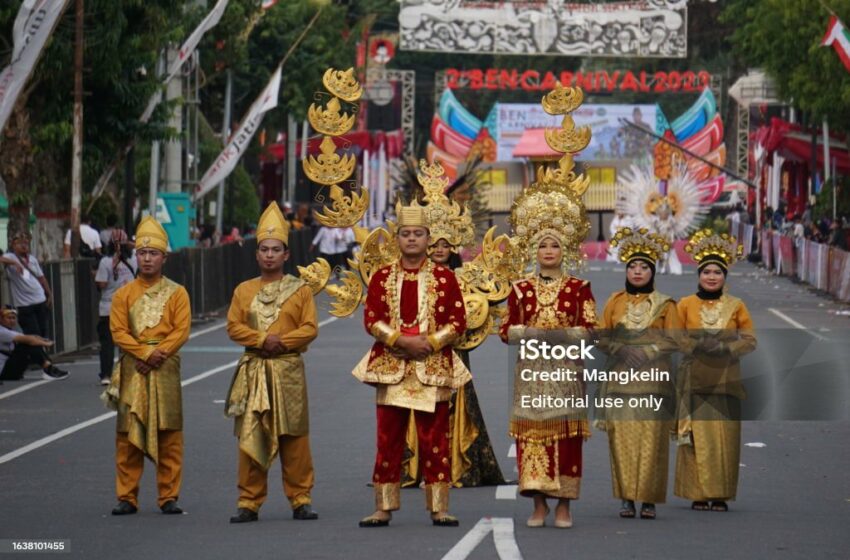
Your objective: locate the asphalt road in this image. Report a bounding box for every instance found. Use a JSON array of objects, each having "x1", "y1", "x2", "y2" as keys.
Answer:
[{"x1": 1, "y1": 261, "x2": 848, "y2": 559}]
